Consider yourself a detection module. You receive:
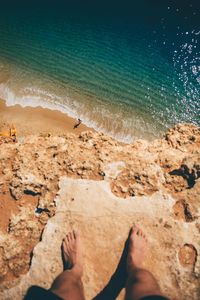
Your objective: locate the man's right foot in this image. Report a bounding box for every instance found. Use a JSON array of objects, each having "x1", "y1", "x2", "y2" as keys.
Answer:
[
  {"x1": 127, "y1": 226, "x2": 148, "y2": 274},
  {"x1": 62, "y1": 230, "x2": 83, "y2": 276}
]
